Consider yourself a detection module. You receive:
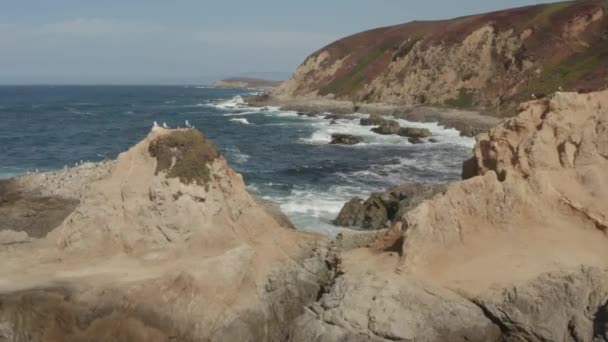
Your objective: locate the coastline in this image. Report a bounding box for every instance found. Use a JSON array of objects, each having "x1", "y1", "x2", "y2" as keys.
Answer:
[{"x1": 246, "y1": 95, "x2": 502, "y2": 137}]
